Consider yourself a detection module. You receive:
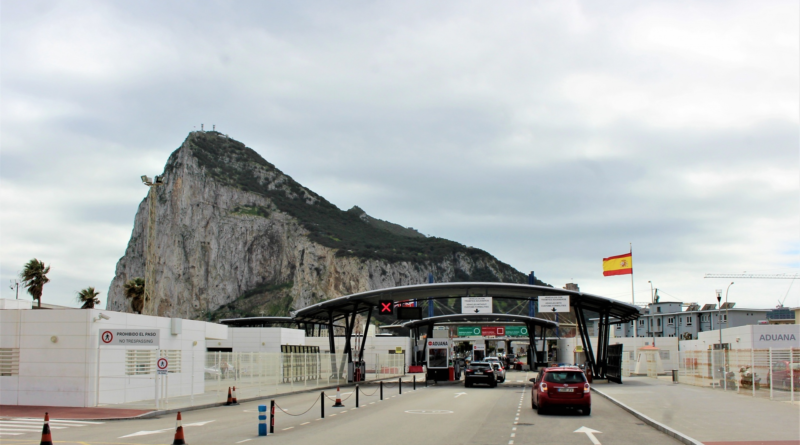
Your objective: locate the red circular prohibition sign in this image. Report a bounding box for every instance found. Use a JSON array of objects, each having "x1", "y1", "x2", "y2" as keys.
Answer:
[{"x1": 101, "y1": 331, "x2": 113, "y2": 343}]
